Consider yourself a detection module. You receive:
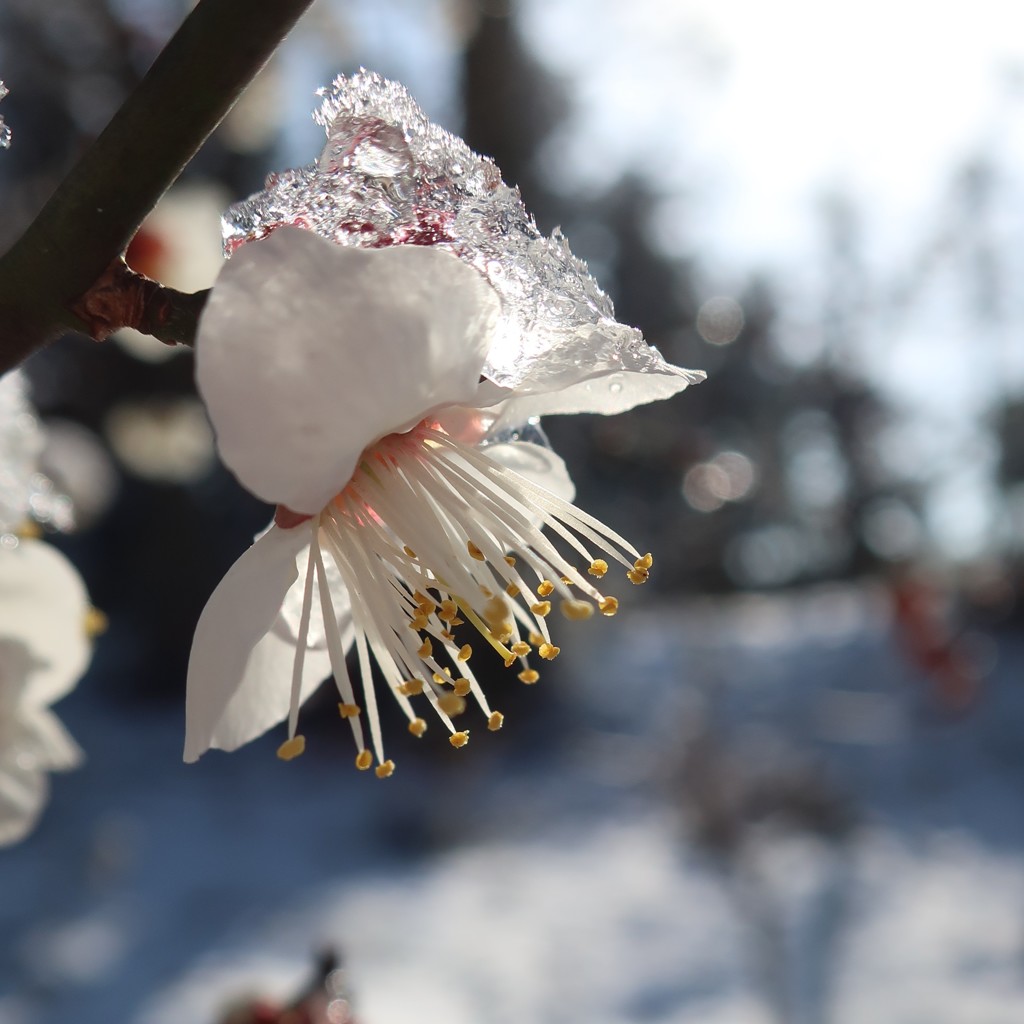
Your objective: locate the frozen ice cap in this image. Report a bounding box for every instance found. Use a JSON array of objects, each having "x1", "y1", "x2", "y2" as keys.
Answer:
[{"x1": 223, "y1": 70, "x2": 703, "y2": 405}]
